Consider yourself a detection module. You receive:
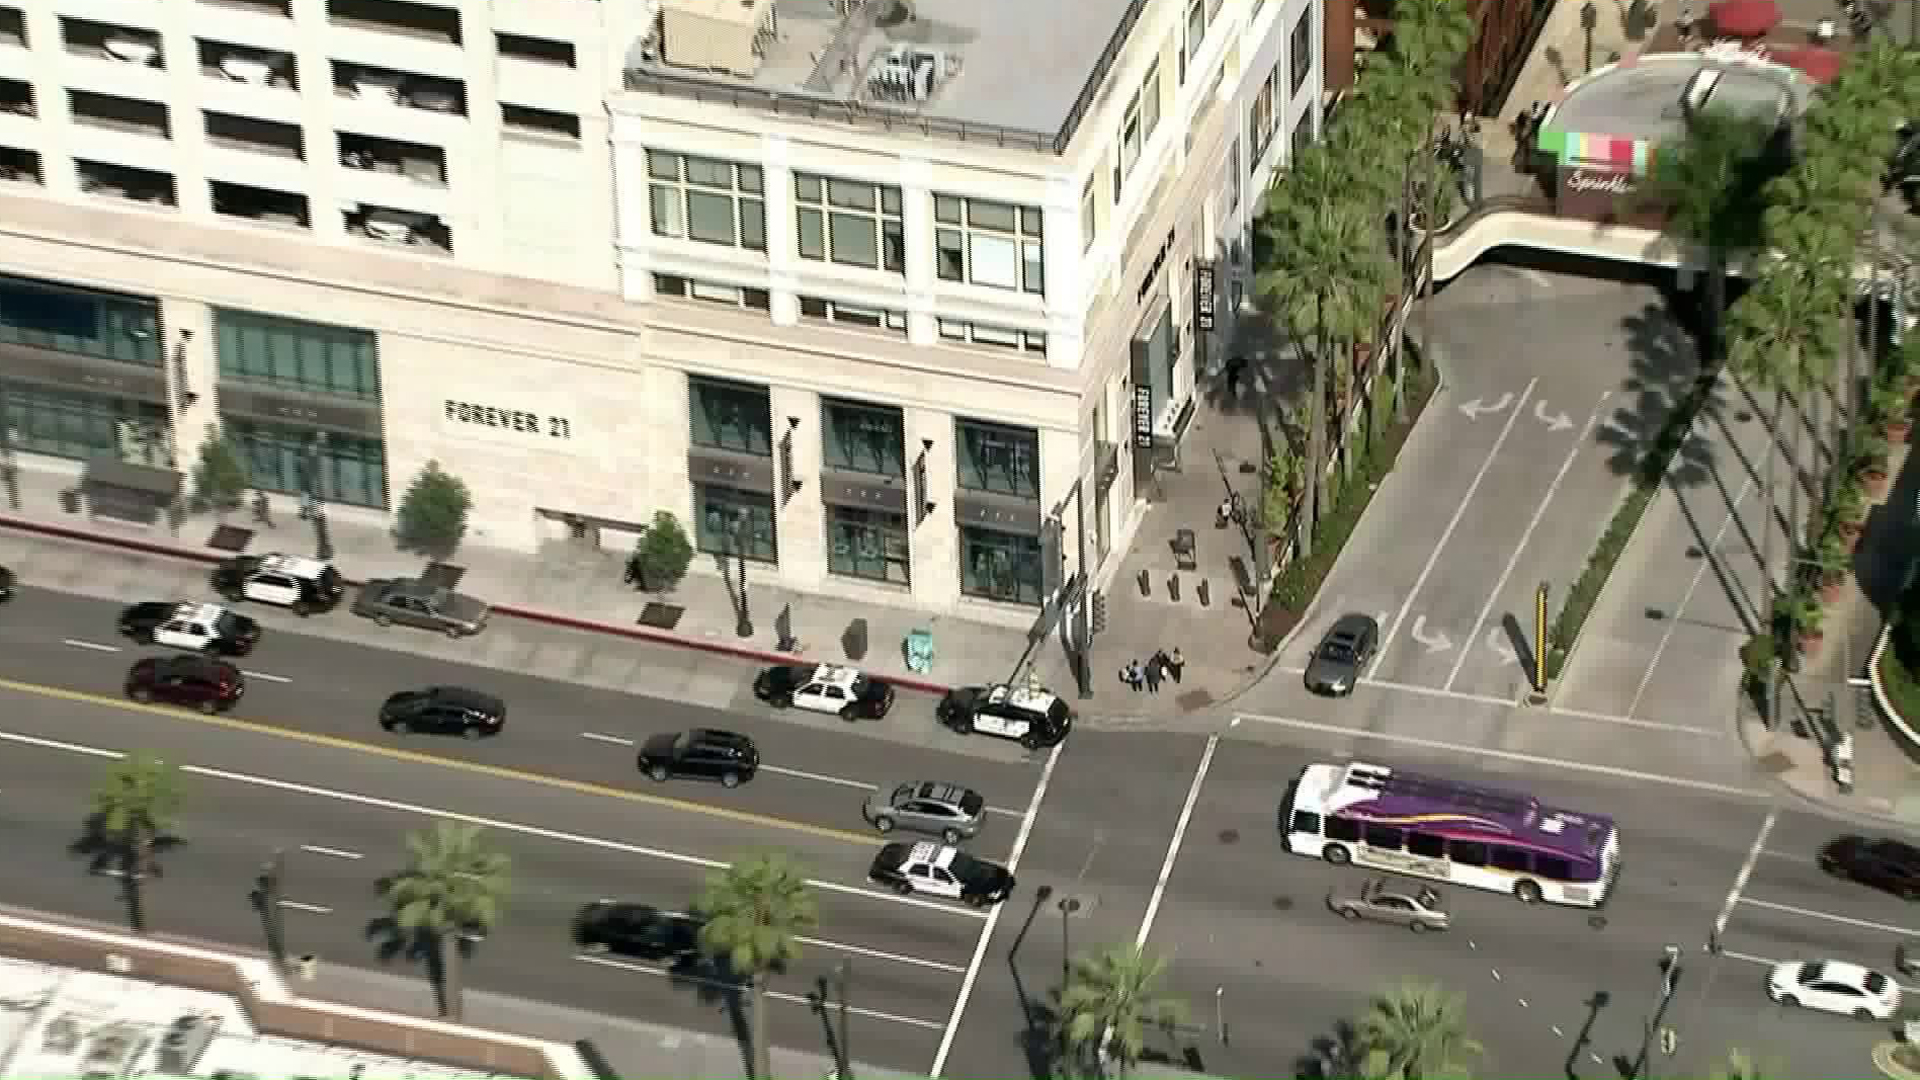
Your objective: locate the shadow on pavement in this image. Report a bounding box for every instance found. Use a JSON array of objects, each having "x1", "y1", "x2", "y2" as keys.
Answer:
[
  {"x1": 69, "y1": 812, "x2": 184, "y2": 935},
  {"x1": 1594, "y1": 297, "x2": 1716, "y2": 487}
]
